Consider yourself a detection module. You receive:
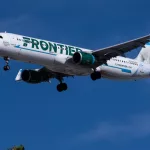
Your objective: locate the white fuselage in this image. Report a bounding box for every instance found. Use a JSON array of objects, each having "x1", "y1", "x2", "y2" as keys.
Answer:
[
  {"x1": 99, "y1": 57, "x2": 150, "y2": 80},
  {"x1": 0, "y1": 32, "x2": 150, "y2": 80}
]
